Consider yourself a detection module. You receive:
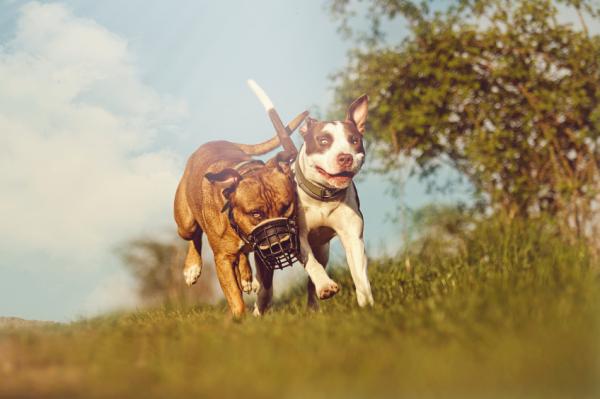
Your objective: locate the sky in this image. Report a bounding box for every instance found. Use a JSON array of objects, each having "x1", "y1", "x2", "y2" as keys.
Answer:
[{"x1": 1, "y1": 1, "x2": 594, "y2": 322}]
